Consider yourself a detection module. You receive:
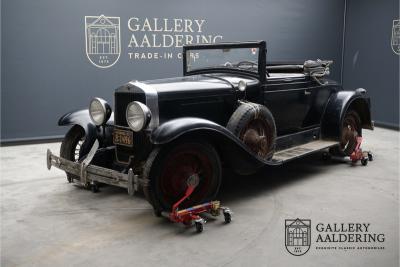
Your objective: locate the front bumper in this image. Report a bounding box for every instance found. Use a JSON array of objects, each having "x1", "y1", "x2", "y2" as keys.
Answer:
[{"x1": 46, "y1": 149, "x2": 144, "y2": 195}]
